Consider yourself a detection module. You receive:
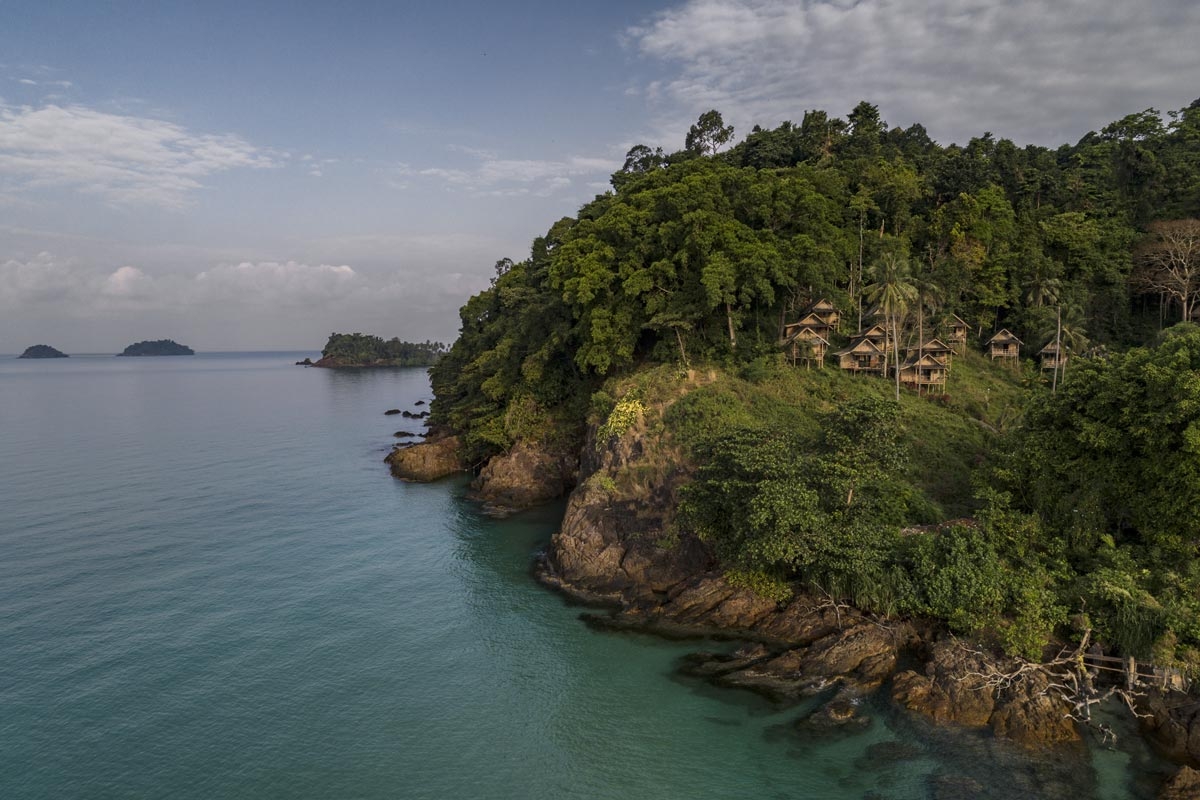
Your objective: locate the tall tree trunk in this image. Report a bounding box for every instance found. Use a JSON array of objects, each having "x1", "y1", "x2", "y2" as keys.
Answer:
[
  {"x1": 892, "y1": 312, "x2": 901, "y2": 402},
  {"x1": 856, "y1": 215, "x2": 865, "y2": 331},
  {"x1": 1052, "y1": 306, "x2": 1062, "y2": 394},
  {"x1": 917, "y1": 300, "x2": 925, "y2": 396},
  {"x1": 726, "y1": 303, "x2": 737, "y2": 349},
  {"x1": 674, "y1": 327, "x2": 689, "y2": 369}
]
